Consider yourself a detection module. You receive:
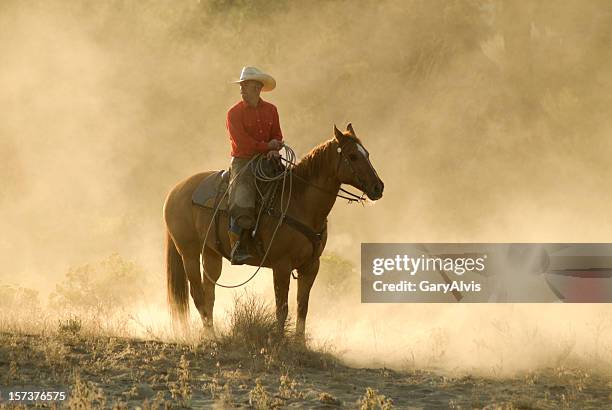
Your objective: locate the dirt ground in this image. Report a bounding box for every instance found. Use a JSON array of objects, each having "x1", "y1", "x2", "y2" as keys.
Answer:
[{"x1": 1, "y1": 331, "x2": 611, "y2": 409}]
